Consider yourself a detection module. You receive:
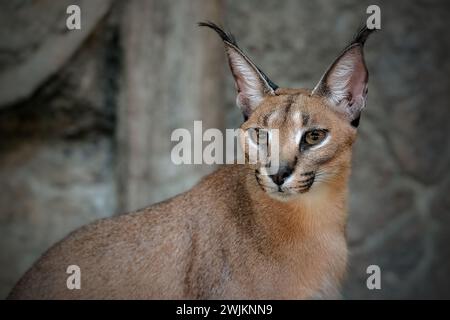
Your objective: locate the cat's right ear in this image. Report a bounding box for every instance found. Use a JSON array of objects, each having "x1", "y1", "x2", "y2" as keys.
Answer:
[
  {"x1": 199, "y1": 22, "x2": 278, "y2": 120},
  {"x1": 312, "y1": 26, "x2": 376, "y2": 127}
]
